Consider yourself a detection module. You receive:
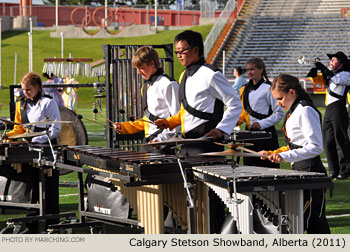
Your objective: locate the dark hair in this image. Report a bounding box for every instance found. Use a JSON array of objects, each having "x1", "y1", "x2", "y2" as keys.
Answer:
[
  {"x1": 22, "y1": 72, "x2": 43, "y2": 94},
  {"x1": 271, "y1": 74, "x2": 311, "y2": 101},
  {"x1": 246, "y1": 57, "x2": 271, "y2": 84},
  {"x1": 42, "y1": 73, "x2": 50, "y2": 79},
  {"x1": 174, "y1": 30, "x2": 204, "y2": 57},
  {"x1": 234, "y1": 66, "x2": 246, "y2": 76},
  {"x1": 132, "y1": 46, "x2": 160, "y2": 69}
]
